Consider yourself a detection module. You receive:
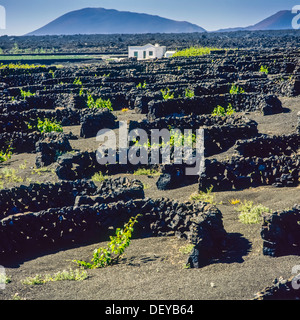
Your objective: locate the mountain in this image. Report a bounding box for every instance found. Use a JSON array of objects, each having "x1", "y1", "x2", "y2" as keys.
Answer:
[
  {"x1": 27, "y1": 7, "x2": 206, "y2": 36},
  {"x1": 247, "y1": 10, "x2": 296, "y2": 31},
  {"x1": 217, "y1": 10, "x2": 296, "y2": 32}
]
